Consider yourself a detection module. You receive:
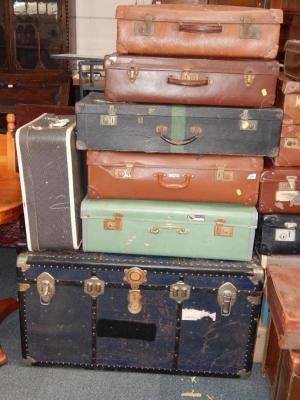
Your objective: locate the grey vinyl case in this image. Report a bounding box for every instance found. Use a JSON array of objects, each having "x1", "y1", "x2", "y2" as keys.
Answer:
[{"x1": 16, "y1": 114, "x2": 83, "y2": 251}]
